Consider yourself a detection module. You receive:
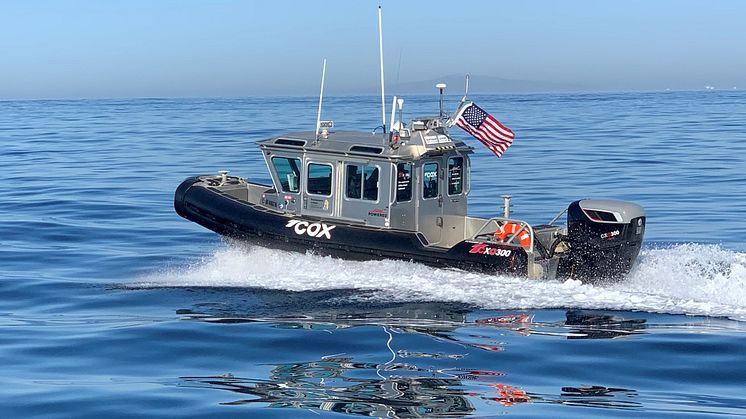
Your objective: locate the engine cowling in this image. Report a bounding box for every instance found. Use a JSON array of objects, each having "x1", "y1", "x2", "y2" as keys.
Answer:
[{"x1": 561, "y1": 199, "x2": 645, "y2": 280}]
